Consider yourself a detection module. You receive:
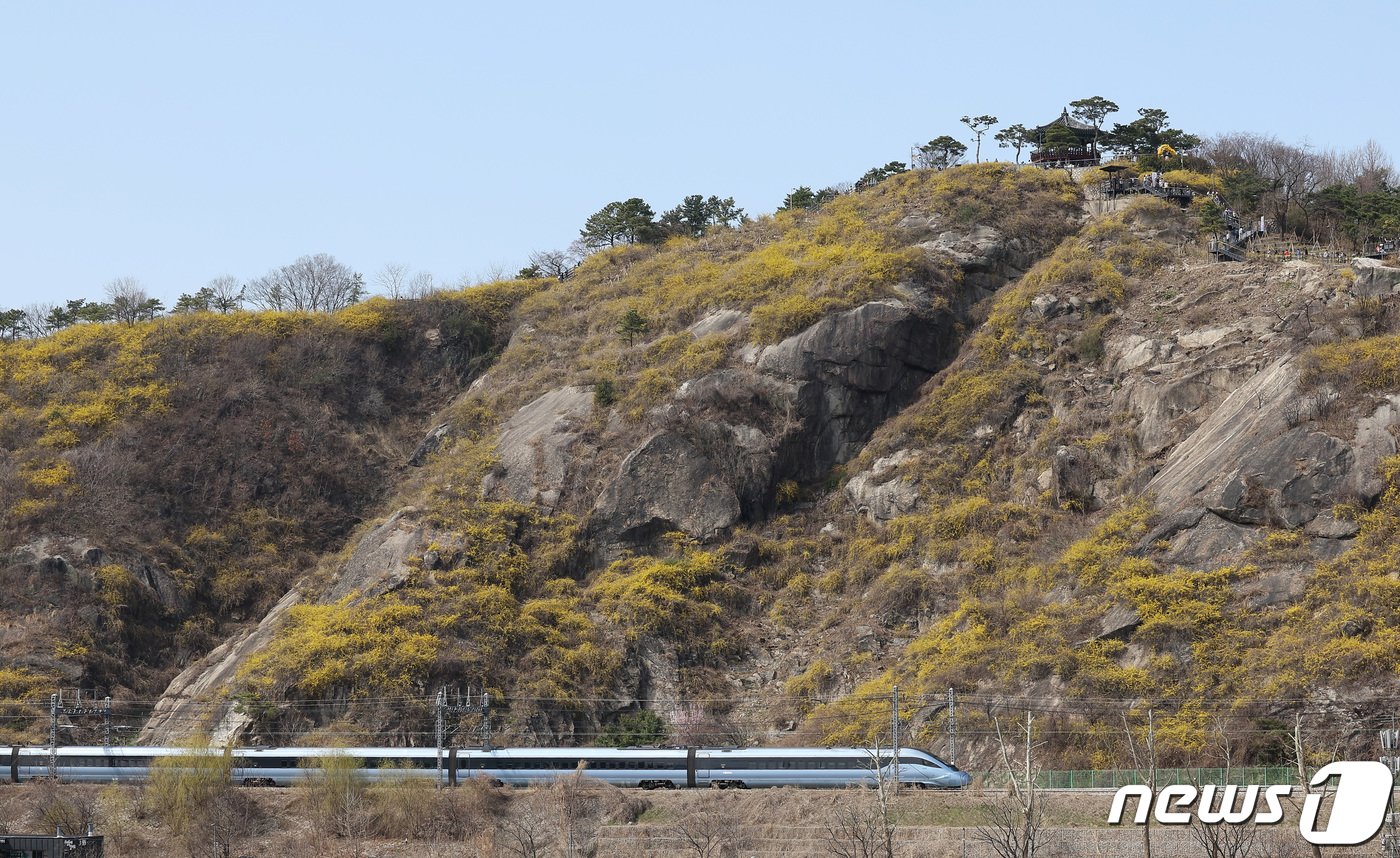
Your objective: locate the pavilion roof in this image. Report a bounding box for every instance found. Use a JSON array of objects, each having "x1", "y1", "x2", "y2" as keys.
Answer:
[{"x1": 1034, "y1": 108, "x2": 1096, "y2": 133}]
